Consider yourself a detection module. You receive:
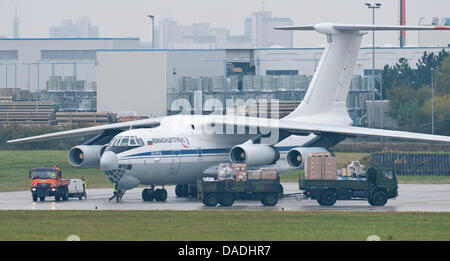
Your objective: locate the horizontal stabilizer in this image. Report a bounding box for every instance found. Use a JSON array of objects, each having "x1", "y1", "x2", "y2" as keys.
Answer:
[{"x1": 275, "y1": 23, "x2": 450, "y2": 34}]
